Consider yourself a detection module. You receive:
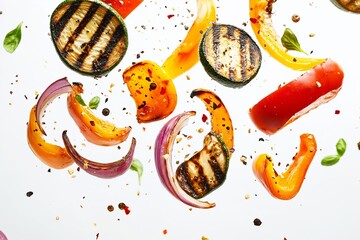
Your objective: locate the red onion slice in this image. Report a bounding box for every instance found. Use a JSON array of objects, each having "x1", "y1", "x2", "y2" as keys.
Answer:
[
  {"x1": 62, "y1": 130, "x2": 136, "y2": 178},
  {"x1": 35, "y1": 77, "x2": 73, "y2": 135},
  {"x1": 0, "y1": 231, "x2": 7, "y2": 240},
  {"x1": 154, "y1": 111, "x2": 216, "y2": 208}
]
